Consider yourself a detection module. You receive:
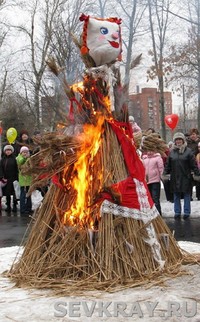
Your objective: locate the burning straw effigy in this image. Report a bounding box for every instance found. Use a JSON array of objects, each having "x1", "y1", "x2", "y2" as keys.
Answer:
[{"x1": 7, "y1": 14, "x2": 188, "y2": 295}]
